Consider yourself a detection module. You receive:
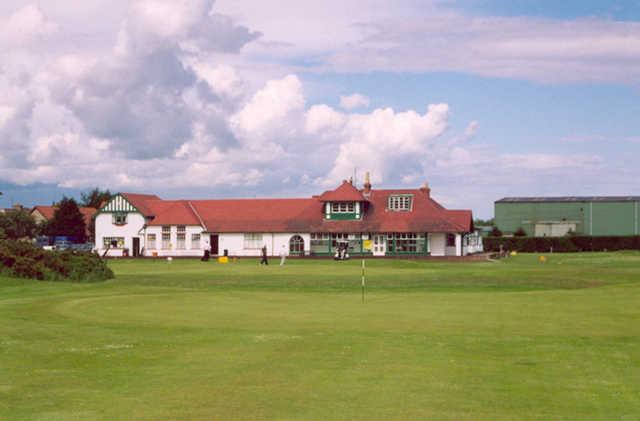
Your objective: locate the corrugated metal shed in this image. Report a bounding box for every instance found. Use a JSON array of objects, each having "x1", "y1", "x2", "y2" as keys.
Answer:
[{"x1": 496, "y1": 196, "x2": 640, "y2": 203}]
